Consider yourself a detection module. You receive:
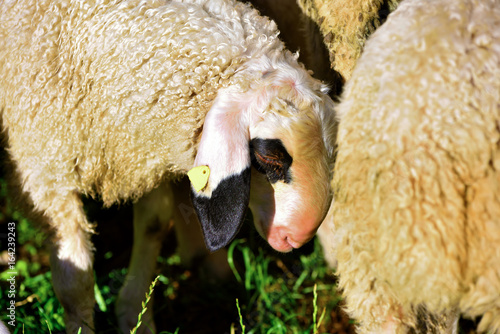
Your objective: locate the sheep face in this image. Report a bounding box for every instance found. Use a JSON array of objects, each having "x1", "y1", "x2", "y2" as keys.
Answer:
[{"x1": 191, "y1": 55, "x2": 336, "y2": 252}]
